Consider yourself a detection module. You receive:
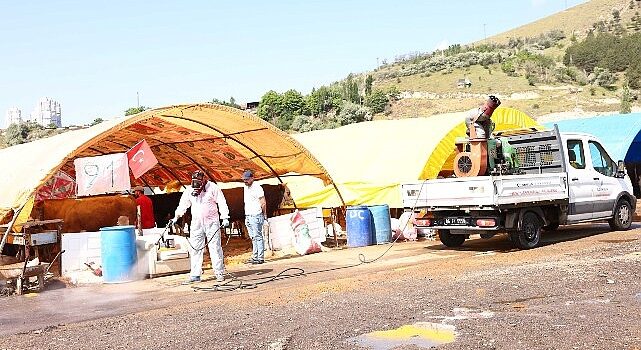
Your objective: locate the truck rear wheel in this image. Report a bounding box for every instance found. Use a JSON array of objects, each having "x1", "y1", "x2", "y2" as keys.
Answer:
[
  {"x1": 608, "y1": 200, "x2": 632, "y2": 231},
  {"x1": 510, "y1": 211, "x2": 542, "y2": 249},
  {"x1": 439, "y1": 229, "x2": 466, "y2": 247}
]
